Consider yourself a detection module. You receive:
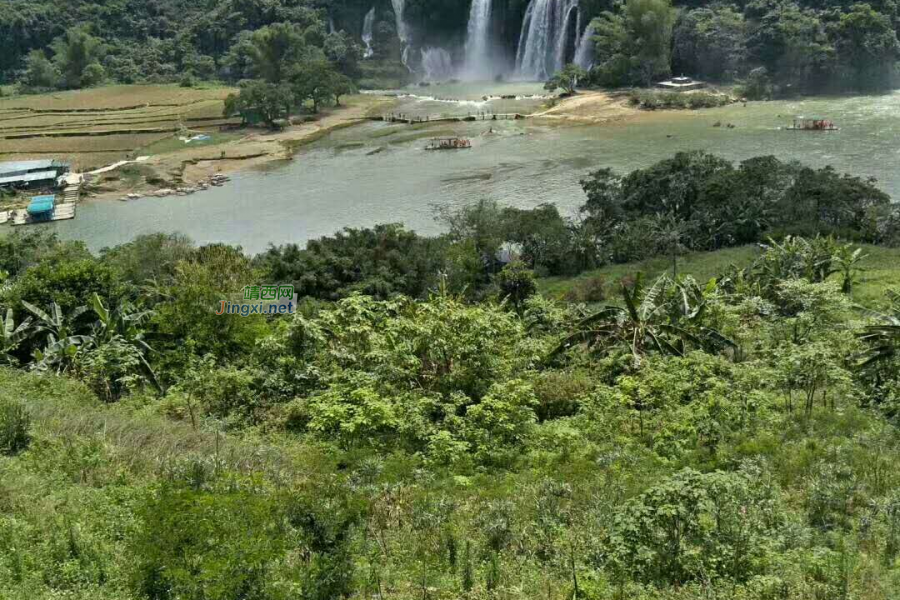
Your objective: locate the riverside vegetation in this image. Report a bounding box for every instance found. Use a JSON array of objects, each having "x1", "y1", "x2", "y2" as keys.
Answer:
[{"x1": 5, "y1": 152, "x2": 900, "y2": 598}]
